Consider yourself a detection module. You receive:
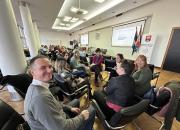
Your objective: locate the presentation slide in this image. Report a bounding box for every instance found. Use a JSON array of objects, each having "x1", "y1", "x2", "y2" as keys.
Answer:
[
  {"x1": 111, "y1": 20, "x2": 145, "y2": 46},
  {"x1": 80, "y1": 33, "x2": 88, "y2": 45}
]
